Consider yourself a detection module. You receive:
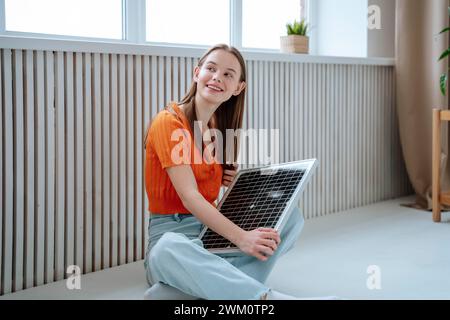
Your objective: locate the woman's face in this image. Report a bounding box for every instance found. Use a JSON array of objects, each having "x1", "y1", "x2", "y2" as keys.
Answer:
[{"x1": 194, "y1": 49, "x2": 245, "y2": 106}]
